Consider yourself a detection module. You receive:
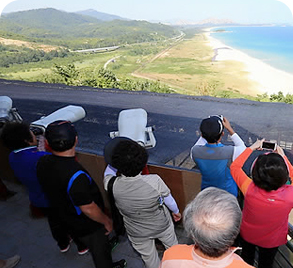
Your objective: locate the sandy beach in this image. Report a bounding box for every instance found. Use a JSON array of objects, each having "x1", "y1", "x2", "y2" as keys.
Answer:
[{"x1": 205, "y1": 30, "x2": 293, "y2": 96}]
